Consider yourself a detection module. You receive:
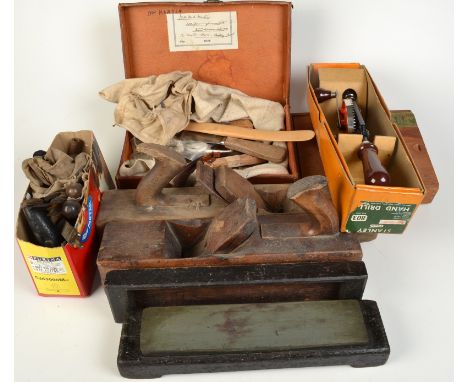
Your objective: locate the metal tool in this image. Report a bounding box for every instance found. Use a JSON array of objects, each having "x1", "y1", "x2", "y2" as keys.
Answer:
[
  {"x1": 177, "y1": 132, "x2": 287, "y2": 163},
  {"x1": 172, "y1": 140, "x2": 232, "y2": 161}
]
